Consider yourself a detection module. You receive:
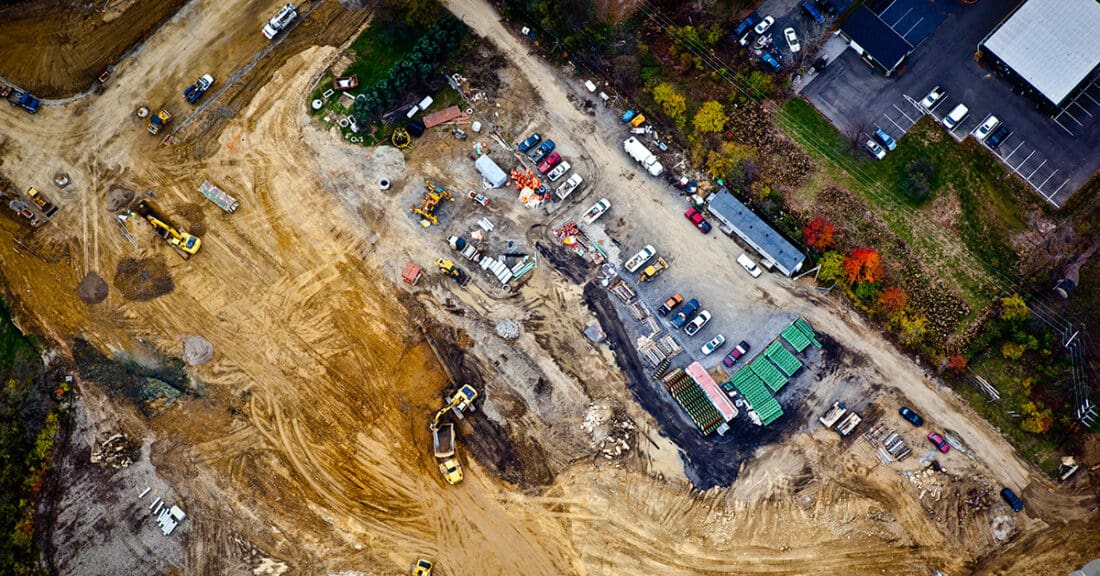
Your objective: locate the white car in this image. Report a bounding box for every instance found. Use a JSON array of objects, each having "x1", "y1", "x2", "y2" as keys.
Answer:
[
  {"x1": 865, "y1": 138, "x2": 886, "y2": 160},
  {"x1": 920, "y1": 86, "x2": 945, "y2": 110},
  {"x1": 784, "y1": 28, "x2": 800, "y2": 53},
  {"x1": 973, "y1": 115, "x2": 1000, "y2": 140},
  {"x1": 754, "y1": 16, "x2": 775, "y2": 35},
  {"x1": 546, "y1": 161, "x2": 571, "y2": 182},
  {"x1": 582, "y1": 198, "x2": 610, "y2": 224},
  {"x1": 942, "y1": 103, "x2": 969, "y2": 130},
  {"x1": 701, "y1": 334, "x2": 726, "y2": 355},
  {"x1": 737, "y1": 254, "x2": 762, "y2": 277},
  {"x1": 624, "y1": 245, "x2": 656, "y2": 273},
  {"x1": 685, "y1": 311, "x2": 712, "y2": 337}
]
